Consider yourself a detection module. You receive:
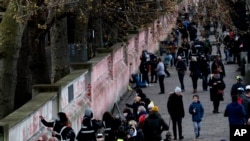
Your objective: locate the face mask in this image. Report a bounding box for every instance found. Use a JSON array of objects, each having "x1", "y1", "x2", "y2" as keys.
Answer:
[
  {"x1": 129, "y1": 128, "x2": 134, "y2": 136},
  {"x1": 55, "y1": 117, "x2": 60, "y2": 122},
  {"x1": 123, "y1": 113, "x2": 128, "y2": 117}
]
